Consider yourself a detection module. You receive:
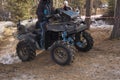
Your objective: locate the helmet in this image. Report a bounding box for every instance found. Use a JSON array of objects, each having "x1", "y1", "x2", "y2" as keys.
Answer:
[{"x1": 64, "y1": 0, "x2": 68, "y2": 6}]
